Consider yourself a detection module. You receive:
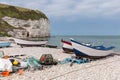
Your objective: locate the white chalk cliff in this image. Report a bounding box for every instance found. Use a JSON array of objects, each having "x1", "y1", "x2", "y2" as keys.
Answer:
[{"x1": 2, "y1": 16, "x2": 50, "y2": 38}]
